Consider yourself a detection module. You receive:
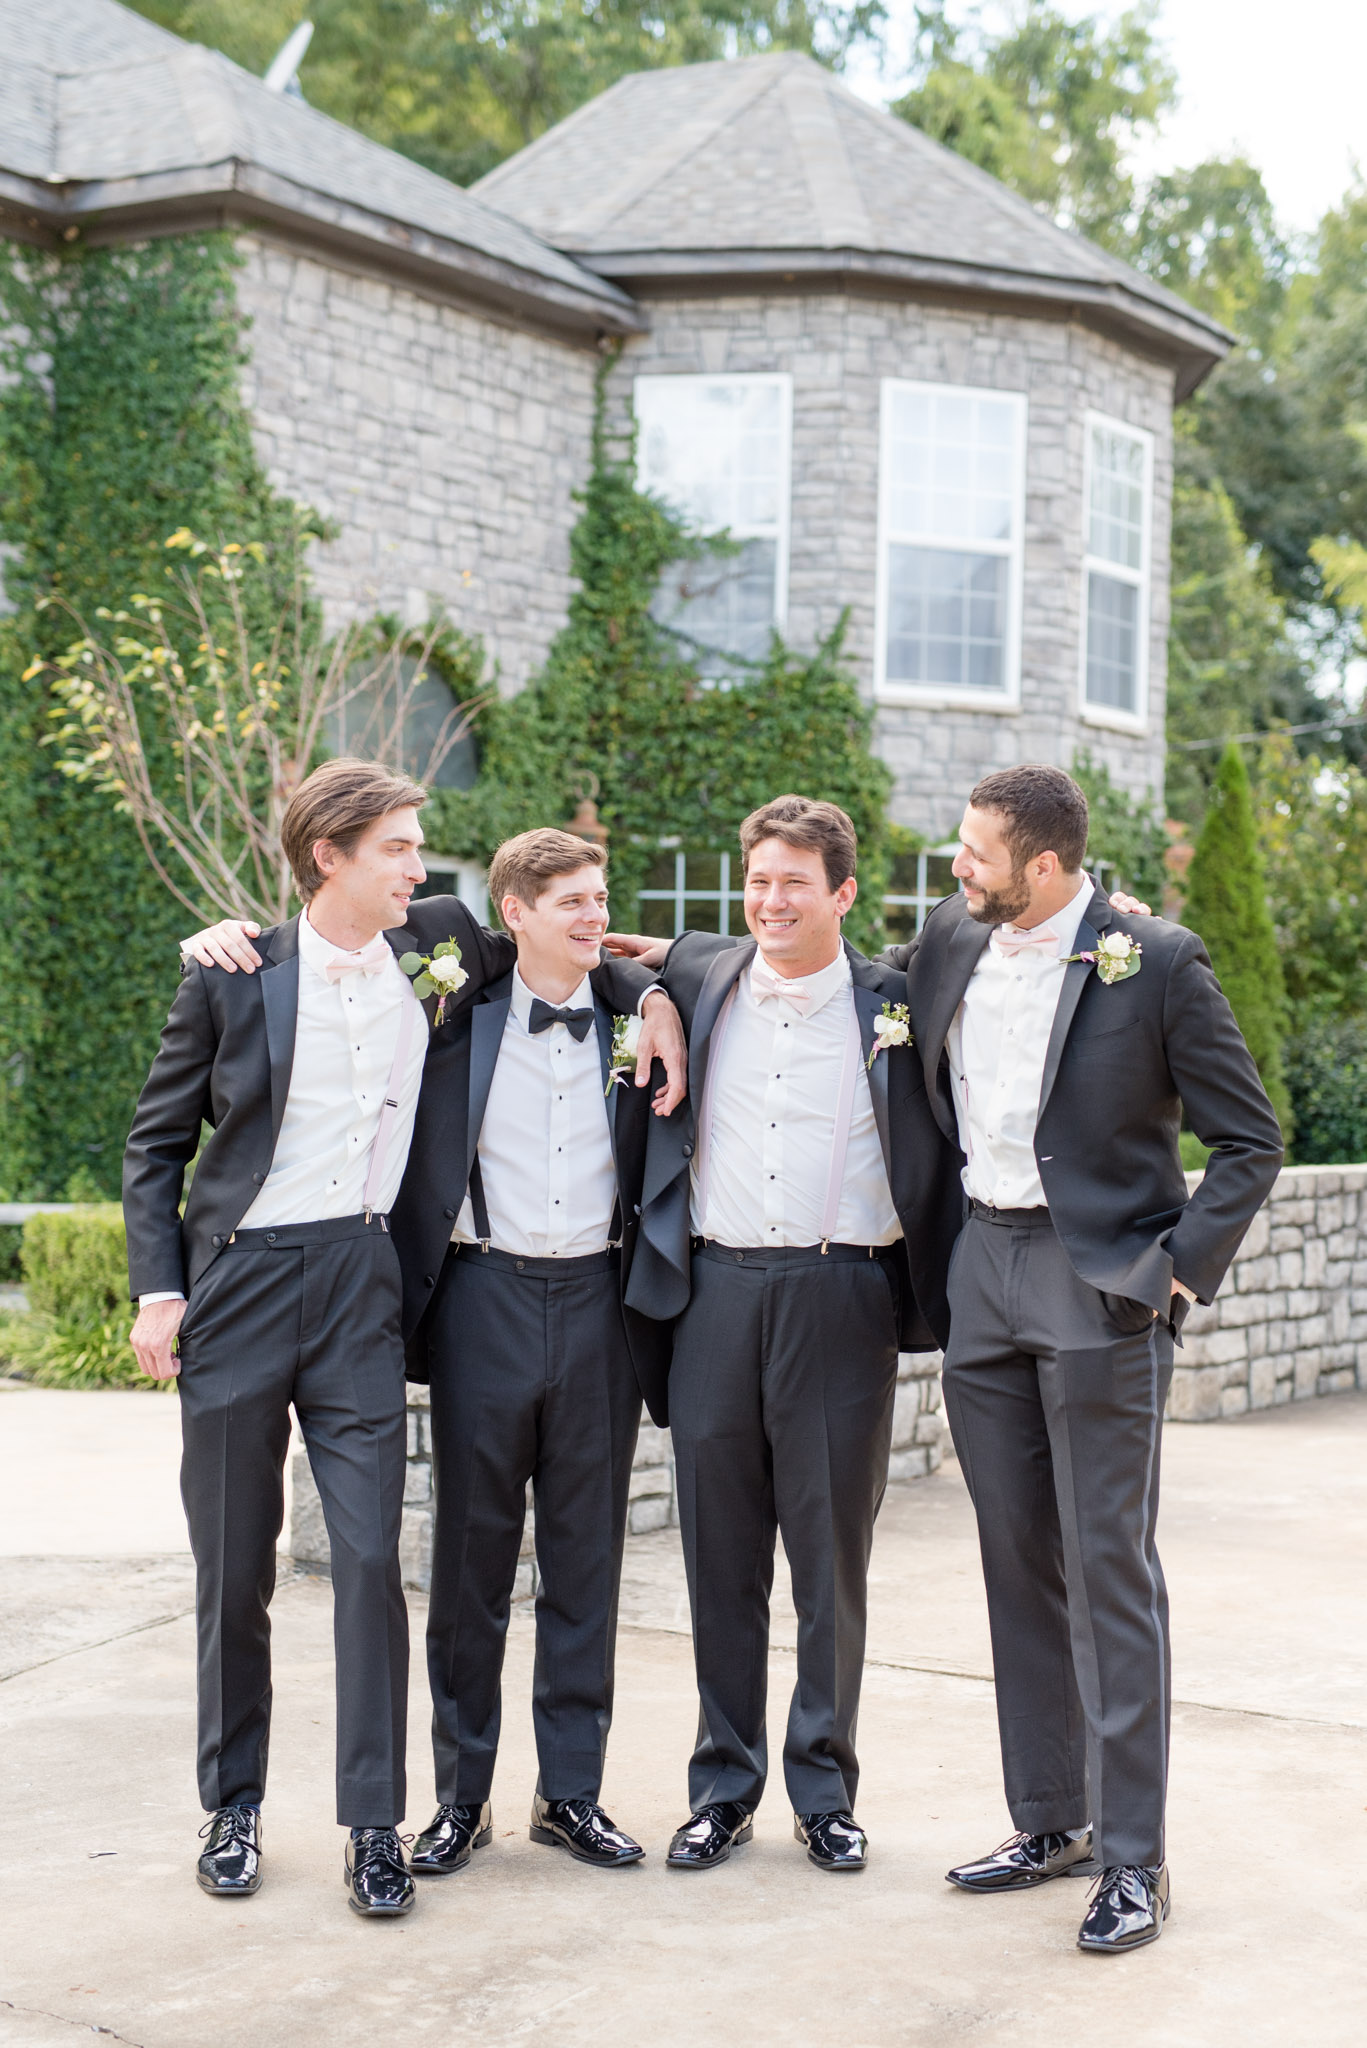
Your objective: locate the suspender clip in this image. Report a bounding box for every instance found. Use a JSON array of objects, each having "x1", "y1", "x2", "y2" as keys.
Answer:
[
  {"x1": 820, "y1": 1236, "x2": 830, "y2": 1254},
  {"x1": 480, "y1": 1238, "x2": 491, "y2": 1254},
  {"x1": 364, "y1": 1207, "x2": 372, "y2": 1224}
]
